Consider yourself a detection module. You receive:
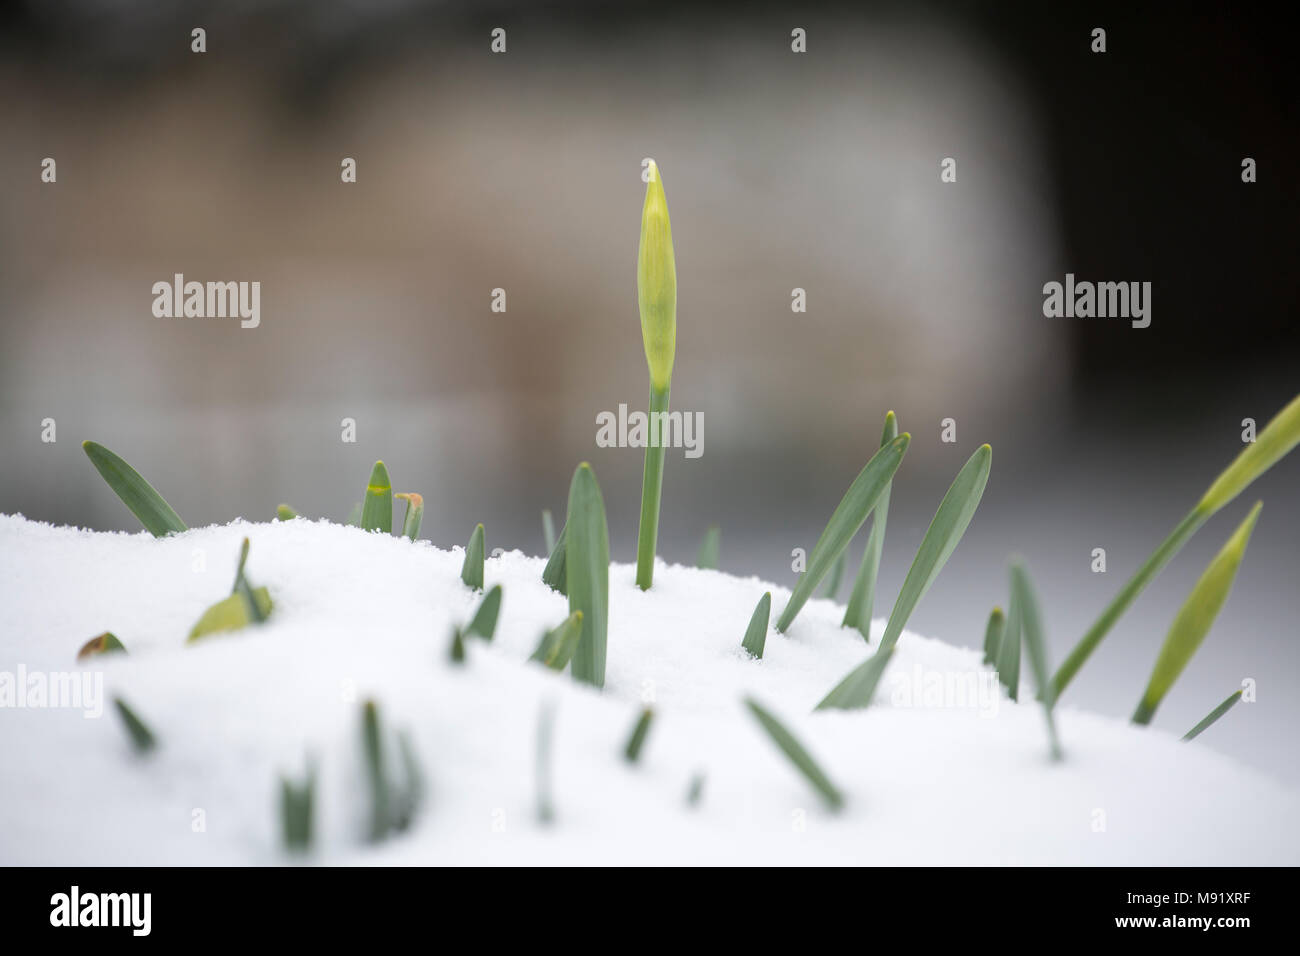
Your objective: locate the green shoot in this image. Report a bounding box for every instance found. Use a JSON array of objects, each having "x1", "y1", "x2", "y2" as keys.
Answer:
[
  {"x1": 1012, "y1": 562, "x2": 1062, "y2": 760},
  {"x1": 686, "y1": 772, "x2": 706, "y2": 807},
  {"x1": 77, "y1": 632, "x2": 126, "y2": 662},
  {"x1": 634, "y1": 160, "x2": 676, "y2": 591},
  {"x1": 741, "y1": 592, "x2": 772, "y2": 659},
  {"x1": 775, "y1": 434, "x2": 911, "y2": 633},
  {"x1": 82, "y1": 441, "x2": 186, "y2": 537},
  {"x1": 745, "y1": 697, "x2": 843, "y2": 811},
  {"x1": 821, "y1": 551, "x2": 846, "y2": 600},
  {"x1": 466, "y1": 584, "x2": 503, "y2": 641},
  {"x1": 995, "y1": 580, "x2": 1022, "y2": 701},
  {"x1": 361, "y1": 461, "x2": 392, "y2": 534},
  {"x1": 623, "y1": 707, "x2": 655, "y2": 763},
  {"x1": 276, "y1": 504, "x2": 300, "y2": 520},
  {"x1": 843, "y1": 411, "x2": 899, "y2": 637},
  {"x1": 449, "y1": 626, "x2": 467, "y2": 664},
  {"x1": 815, "y1": 646, "x2": 895, "y2": 711},
  {"x1": 542, "y1": 524, "x2": 568, "y2": 595},
  {"x1": 1132, "y1": 502, "x2": 1261, "y2": 725},
  {"x1": 461, "y1": 523, "x2": 485, "y2": 590},
  {"x1": 565, "y1": 464, "x2": 610, "y2": 688},
  {"x1": 696, "y1": 524, "x2": 721, "y2": 570},
  {"x1": 114, "y1": 697, "x2": 157, "y2": 754},
  {"x1": 877, "y1": 443, "x2": 991, "y2": 654},
  {"x1": 394, "y1": 493, "x2": 423, "y2": 541},
  {"x1": 981, "y1": 607, "x2": 1004, "y2": 667},
  {"x1": 529, "y1": 610, "x2": 584, "y2": 670},
  {"x1": 362, "y1": 700, "x2": 388, "y2": 842},
  {"x1": 391, "y1": 730, "x2": 423, "y2": 832},
  {"x1": 189, "y1": 539, "x2": 271, "y2": 642},
  {"x1": 1182, "y1": 690, "x2": 1244, "y2": 742},
  {"x1": 542, "y1": 508, "x2": 557, "y2": 555},
  {"x1": 280, "y1": 759, "x2": 316, "y2": 853},
  {"x1": 1053, "y1": 393, "x2": 1300, "y2": 700}
]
